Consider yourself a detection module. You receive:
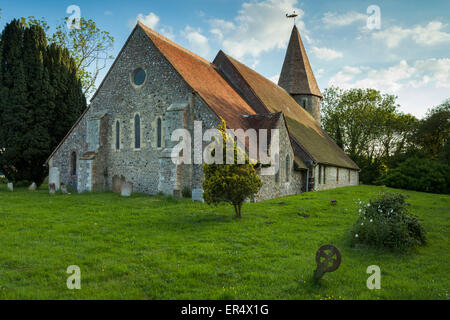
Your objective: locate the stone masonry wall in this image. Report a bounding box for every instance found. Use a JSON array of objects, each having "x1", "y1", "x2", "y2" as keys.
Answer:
[
  {"x1": 50, "y1": 26, "x2": 220, "y2": 195},
  {"x1": 254, "y1": 116, "x2": 303, "y2": 201},
  {"x1": 314, "y1": 165, "x2": 359, "y2": 191},
  {"x1": 292, "y1": 94, "x2": 321, "y2": 125}
]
